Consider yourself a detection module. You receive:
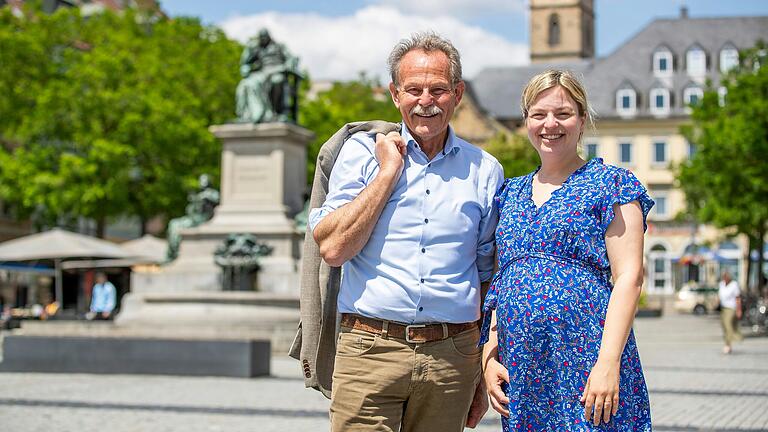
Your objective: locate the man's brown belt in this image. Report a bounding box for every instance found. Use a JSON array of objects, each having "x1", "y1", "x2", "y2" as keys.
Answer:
[{"x1": 340, "y1": 313, "x2": 478, "y2": 343}]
